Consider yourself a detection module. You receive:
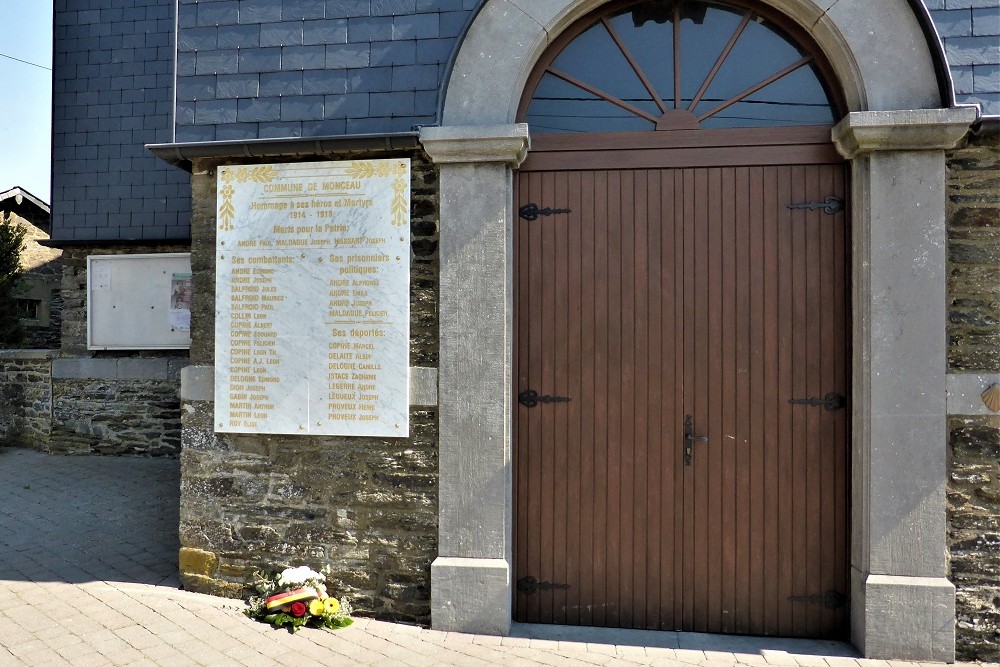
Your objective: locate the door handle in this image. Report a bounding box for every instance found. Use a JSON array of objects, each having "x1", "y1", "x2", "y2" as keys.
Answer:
[{"x1": 683, "y1": 414, "x2": 708, "y2": 466}]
